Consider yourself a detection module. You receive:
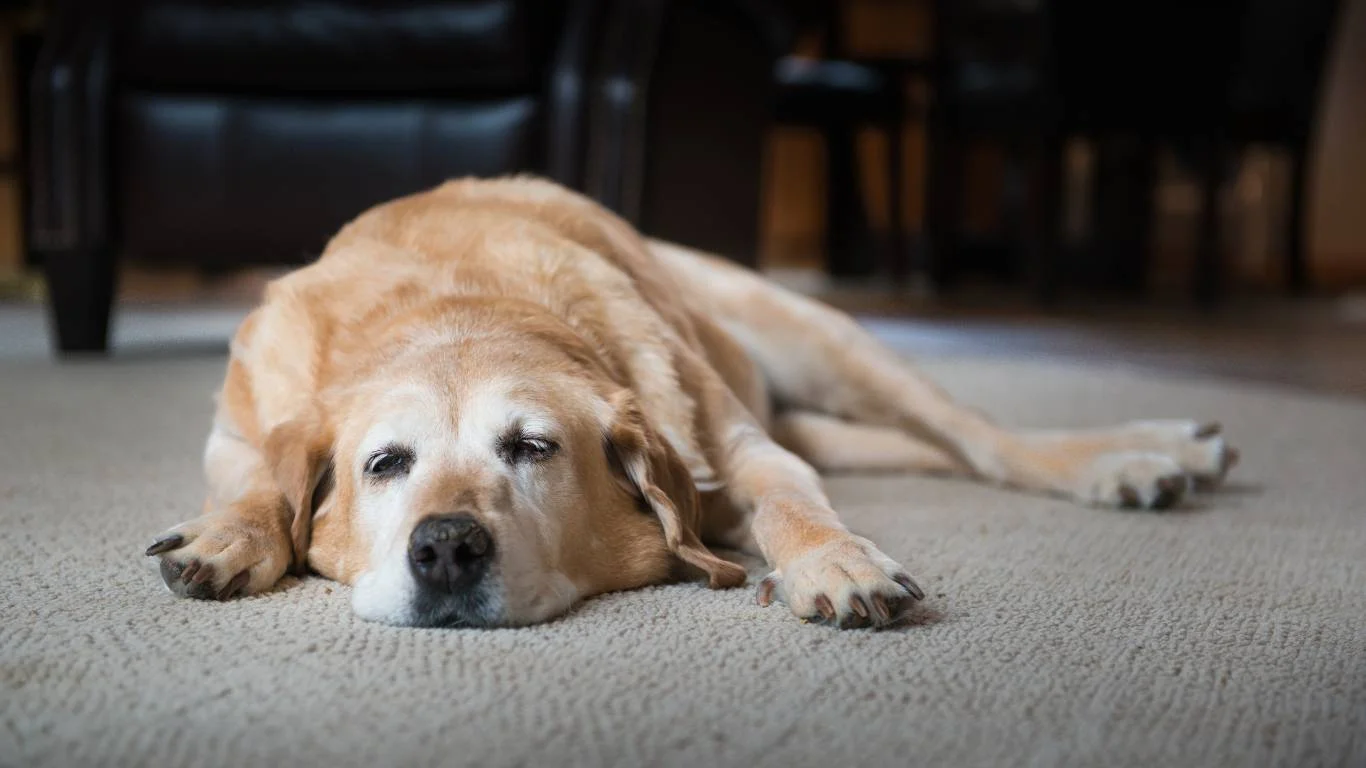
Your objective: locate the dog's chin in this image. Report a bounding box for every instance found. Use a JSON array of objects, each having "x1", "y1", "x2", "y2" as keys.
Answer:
[
  {"x1": 355, "y1": 588, "x2": 506, "y2": 628},
  {"x1": 349, "y1": 563, "x2": 506, "y2": 628},
  {"x1": 406, "y1": 587, "x2": 506, "y2": 628}
]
